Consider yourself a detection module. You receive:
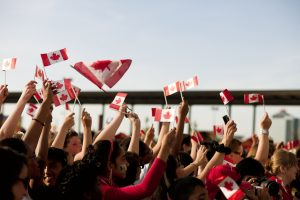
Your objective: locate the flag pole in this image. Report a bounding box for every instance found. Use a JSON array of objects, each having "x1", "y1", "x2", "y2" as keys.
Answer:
[
  {"x1": 72, "y1": 99, "x2": 77, "y2": 113},
  {"x1": 71, "y1": 86, "x2": 81, "y2": 106},
  {"x1": 163, "y1": 91, "x2": 169, "y2": 107},
  {"x1": 225, "y1": 105, "x2": 230, "y2": 118},
  {"x1": 43, "y1": 67, "x2": 49, "y2": 80},
  {"x1": 179, "y1": 82, "x2": 184, "y2": 102},
  {"x1": 262, "y1": 96, "x2": 266, "y2": 113},
  {"x1": 3, "y1": 70, "x2": 6, "y2": 85}
]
